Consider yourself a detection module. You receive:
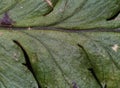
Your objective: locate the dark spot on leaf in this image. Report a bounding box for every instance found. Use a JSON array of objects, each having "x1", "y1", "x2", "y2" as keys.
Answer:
[
  {"x1": 72, "y1": 81, "x2": 79, "y2": 88},
  {"x1": 0, "y1": 12, "x2": 14, "y2": 27}
]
